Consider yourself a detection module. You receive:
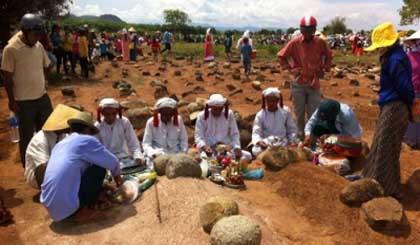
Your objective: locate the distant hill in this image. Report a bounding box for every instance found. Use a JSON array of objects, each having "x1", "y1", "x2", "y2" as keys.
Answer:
[{"x1": 71, "y1": 14, "x2": 125, "y2": 23}]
